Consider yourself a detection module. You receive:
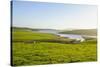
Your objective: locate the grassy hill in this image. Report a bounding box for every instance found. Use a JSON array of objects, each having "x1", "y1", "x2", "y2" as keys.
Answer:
[
  {"x1": 12, "y1": 27, "x2": 97, "y2": 66},
  {"x1": 60, "y1": 29, "x2": 97, "y2": 36},
  {"x1": 12, "y1": 27, "x2": 73, "y2": 44}
]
